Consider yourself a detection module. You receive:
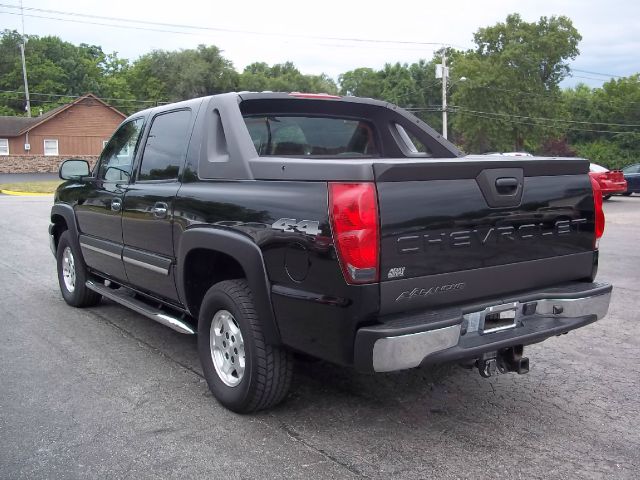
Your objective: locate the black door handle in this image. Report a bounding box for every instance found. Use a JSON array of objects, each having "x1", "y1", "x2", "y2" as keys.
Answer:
[{"x1": 495, "y1": 177, "x2": 518, "y2": 195}]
